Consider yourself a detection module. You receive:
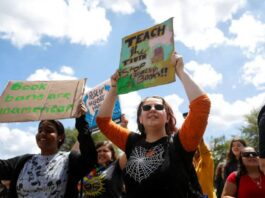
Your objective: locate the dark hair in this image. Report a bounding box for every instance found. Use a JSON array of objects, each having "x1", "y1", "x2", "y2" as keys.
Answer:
[
  {"x1": 215, "y1": 161, "x2": 225, "y2": 180},
  {"x1": 96, "y1": 141, "x2": 116, "y2": 162},
  {"x1": 136, "y1": 96, "x2": 177, "y2": 136},
  {"x1": 38, "y1": 120, "x2": 65, "y2": 148},
  {"x1": 238, "y1": 147, "x2": 259, "y2": 177},
  {"x1": 226, "y1": 138, "x2": 247, "y2": 164}
]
